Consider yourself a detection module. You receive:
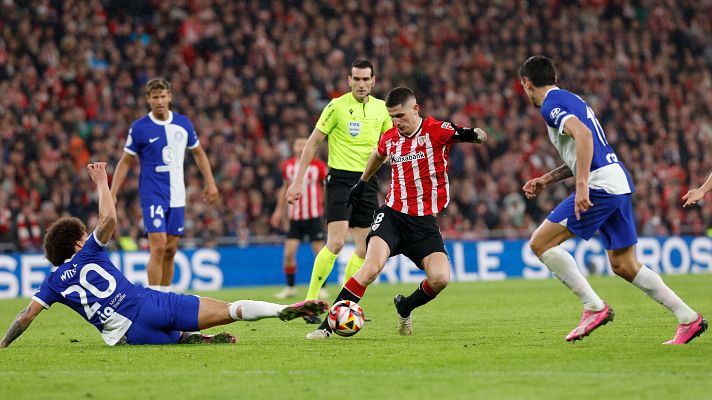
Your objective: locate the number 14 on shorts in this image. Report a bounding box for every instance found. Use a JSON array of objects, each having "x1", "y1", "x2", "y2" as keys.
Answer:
[{"x1": 149, "y1": 204, "x2": 164, "y2": 218}]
